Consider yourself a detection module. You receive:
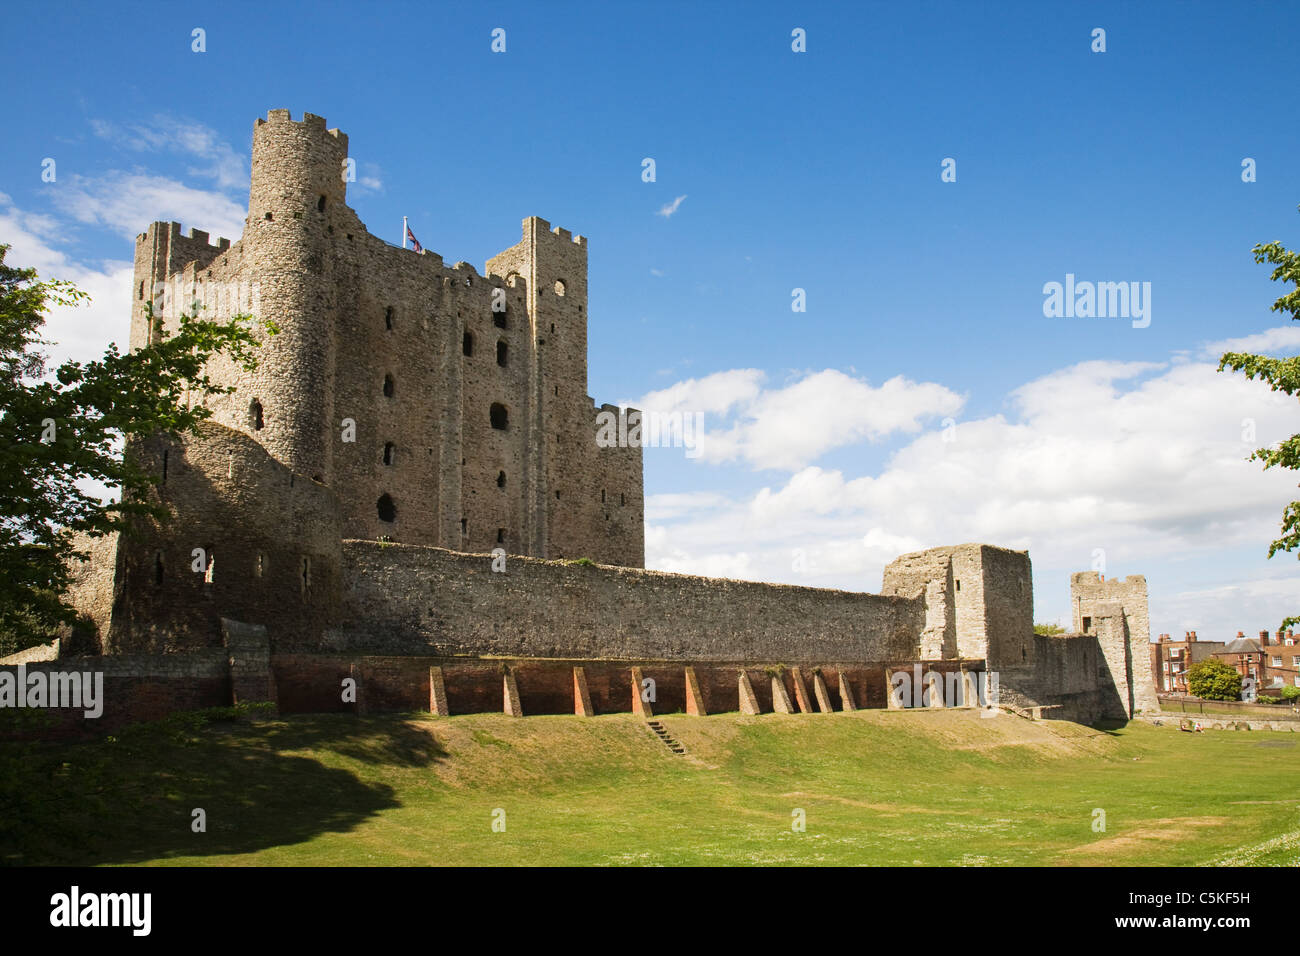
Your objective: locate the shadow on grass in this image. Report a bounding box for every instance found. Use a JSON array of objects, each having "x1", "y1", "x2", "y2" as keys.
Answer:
[
  {"x1": 0, "y1": 710, "x2": 447, "y2": 866},
  {"x1": 1089, "y1": 718, "x2": 1128, "y2": 736}
]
